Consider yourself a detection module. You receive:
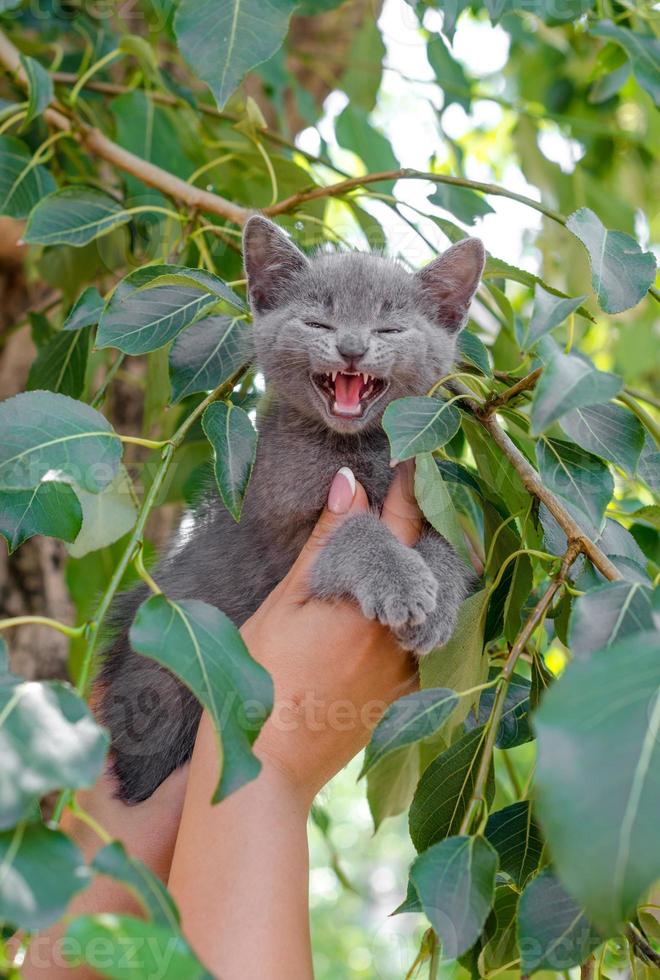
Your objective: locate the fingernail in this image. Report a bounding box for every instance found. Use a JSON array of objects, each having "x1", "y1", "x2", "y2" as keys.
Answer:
[{"x1": 328, "y1": 466, "x2": 356, "y2": 514}]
